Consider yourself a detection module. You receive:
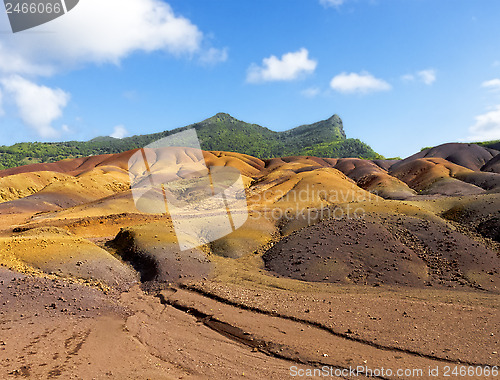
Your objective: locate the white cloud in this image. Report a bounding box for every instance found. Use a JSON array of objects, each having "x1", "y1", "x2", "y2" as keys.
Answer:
[
  {"x1": 466, "y1": 105, "x2": 500, "y2": 141},
  {"x1": 301, "y1": 87, "x2": 321, "y2": 98},
  {"x1": 0, "y1": 0, "x2": 218, "y2": 75},
  {"x1": 402, "y1": 69, "x2": 436, "y2": 85},
  {"x1": 481, "y1": 79, "x2": 500, "y2": 91},
  {"x1": 320, "y1": 0, "x2": 345, "y2": 8},
  {"x1": 199, "y1": 47, "x2": 228, "y2": 65},
  {"x1": 110, "y1": 125, "x2": 129, "y2": 139},
  {"x1": 1, "y1": 75, "x2": 70, "y2": 138},
  {"x1": 330, "y1": 71, "x2": 391, "y2": 94},
  {"x1": 0, "y1": 45, "x2": 54, "y2": 76},
  {"x1": 0, "y1": 0, "x2": 224, "y2": 140},
  {"x1": 417, "y1": 69, "x2": 436, "y2": 85},
  {"x1": 247, "y1": 48, "x2": 317, "y2": 83}
]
